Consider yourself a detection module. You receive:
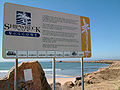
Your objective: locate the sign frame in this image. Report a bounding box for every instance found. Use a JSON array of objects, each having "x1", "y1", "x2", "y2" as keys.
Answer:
[{"x1": 2, "y1": 3, "x2": 91, "y2": 59}]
